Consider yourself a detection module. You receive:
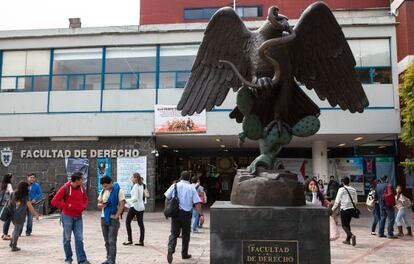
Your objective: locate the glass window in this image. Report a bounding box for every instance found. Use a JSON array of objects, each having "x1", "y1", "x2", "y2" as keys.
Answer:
[
  {"x1": 105, "y1": 46, "x2": 156, "y2": 89},
  {"x1": 52, "y1": 48, "x2": 102, "y2": 91},
  {"x1": 184, "y1": 8, "x2": 219, "y2": 20},
  {"x1": 236, "y1": 6, "x2": 262, "y2": 18},
  {"x1": 160, "y1": 45, "x2": 198, "y2": 88},
  {"x1": 1, "y1": 50, "x2": 50, "y2": 92},
  {"x1": 348, "y1": 39, "x2": 391, "y2": 84}
]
